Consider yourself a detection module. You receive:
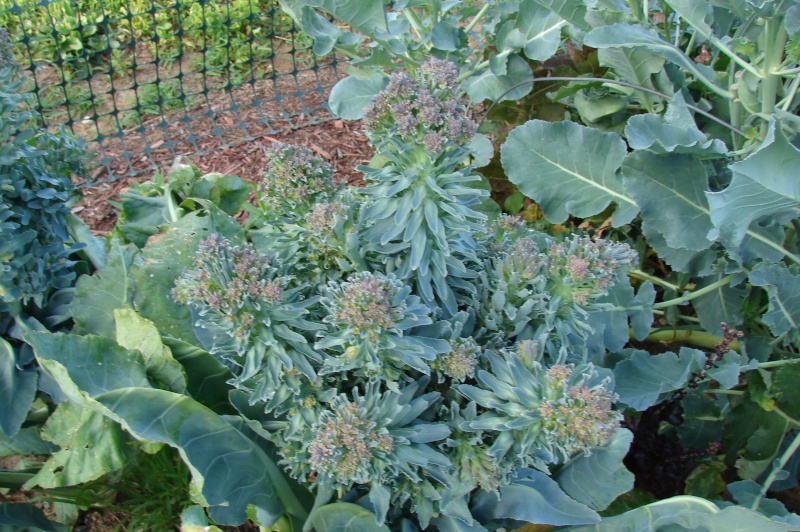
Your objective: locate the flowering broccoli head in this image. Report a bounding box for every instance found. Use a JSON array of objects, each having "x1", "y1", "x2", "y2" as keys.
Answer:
[
  {"x1": 442, "y1": 401, "x2": 507, "y2": 494},
  {"x1": 305, "y1": 200, "x2": 347, "y2": 241},
  {"x1": 316, "y1": 271, "x2": 446, "y2": 382},
  {"x1": 431, "y1": 337, "x2": 481, "y2": 383},
  {"x1": 496, "y1": 213, "x2": 526, "y2": 233},
  {"x1": 249, "y1": 189, "x2": 363, "y2": 298},
  {"x1": 326, "y1": 271, "x2": 404, "y2": 336},
  {"x1": 476, "y1": 234, "x2": 550, "y2": 342},
  {"x1": 363, "y1": 59, "x2": 477, "y2": 160},
  {"x1": 547, "y1": 235, "x2": 639, "y2": 306},
  {"x1": 458, "y1": 342, "x2": 622, "y2": 470},
  {"x1": 274, "y1": 380, "x2": 451, "y2": 526},
  {"x1": 173, "y1": 233, "x2": 282, "y2": 335},
  {"x1": 306, "y1": 400, "x2": 396, "y2": 486},
  {"x1": 173, "y1": 233, "x2": 324, "y2": 412},
  {"x1": 256, "y1": 143, "x2": 336, "y2": 219}
]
